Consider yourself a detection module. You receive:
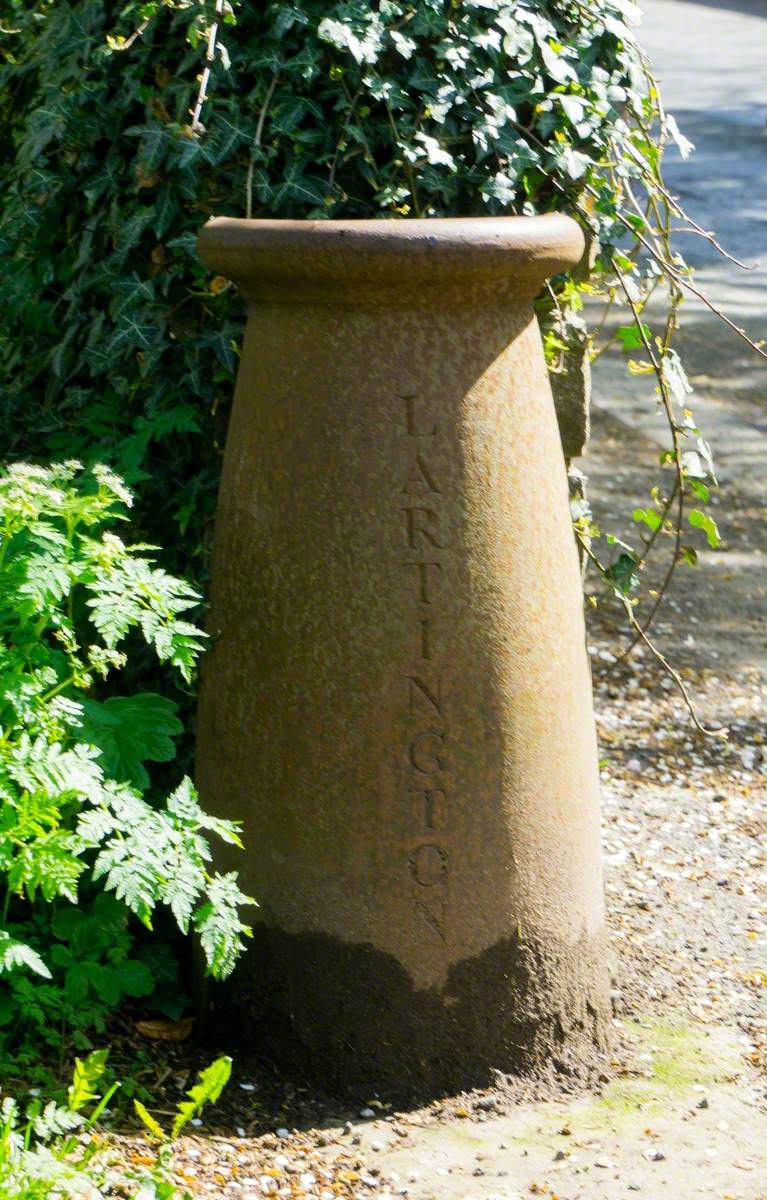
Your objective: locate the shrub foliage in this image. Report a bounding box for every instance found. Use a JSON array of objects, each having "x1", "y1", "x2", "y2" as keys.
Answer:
[
  {"x1": 1, "y1": 0, "x2": 719, "y2": 592},
  {"x1": 0, "y1": 462, "x2": 253, "y2": 1064}
]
